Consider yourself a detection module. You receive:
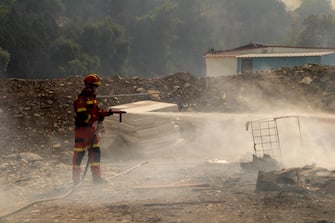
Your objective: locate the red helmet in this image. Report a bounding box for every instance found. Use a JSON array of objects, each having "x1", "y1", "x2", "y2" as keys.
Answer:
[{"x1": 84, "y1": 73, "x2": 101, "y2": 86}]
